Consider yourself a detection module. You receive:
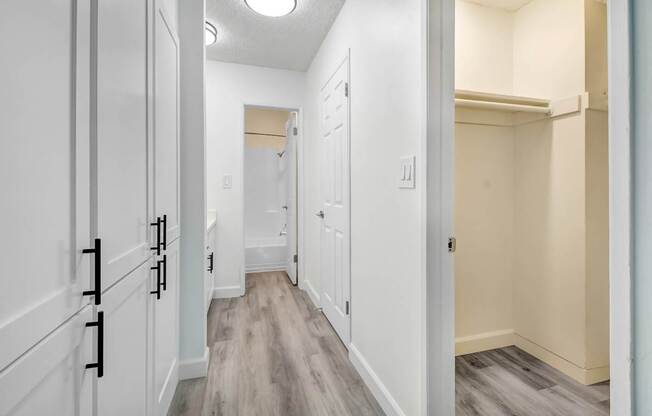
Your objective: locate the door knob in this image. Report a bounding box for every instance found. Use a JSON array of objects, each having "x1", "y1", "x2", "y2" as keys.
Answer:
[{"x1": 315, "y1": 210, "x2": 324, "y2": 219}]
